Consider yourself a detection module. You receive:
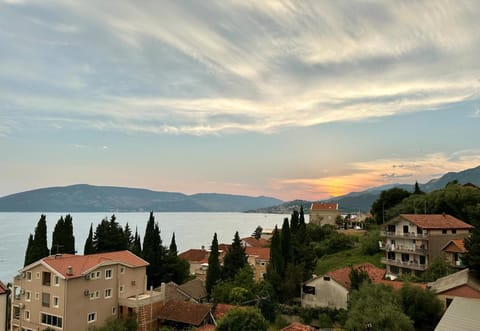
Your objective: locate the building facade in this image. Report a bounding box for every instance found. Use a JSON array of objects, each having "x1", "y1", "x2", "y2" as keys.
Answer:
[
  {"x1": 309, "y1": 203, "x2": 340, "y2": 227},
  {"x1": 0, "y1": 281, "x2": 9, "y2": 331},
  {"x1": 380, "y1": 214, "x2": 473, "y2": 277},
  {"x1": 11, "y1": 251, "x2": 149, "y2": 331}
]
